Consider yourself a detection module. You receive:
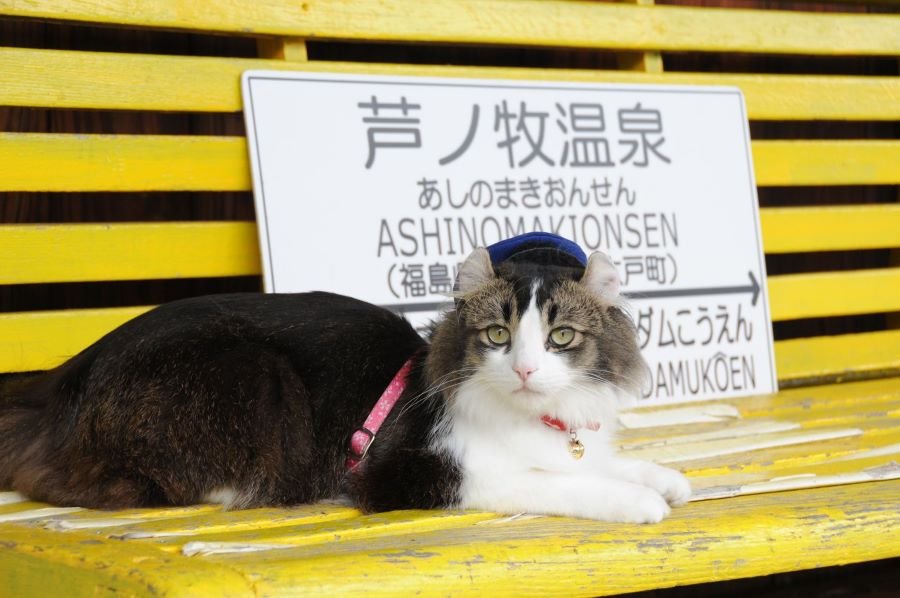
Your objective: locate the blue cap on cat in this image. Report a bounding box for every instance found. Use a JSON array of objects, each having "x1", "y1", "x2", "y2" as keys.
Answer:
[{"x1": 487, "y1": 232, "x2": 587, "y2": 268}]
